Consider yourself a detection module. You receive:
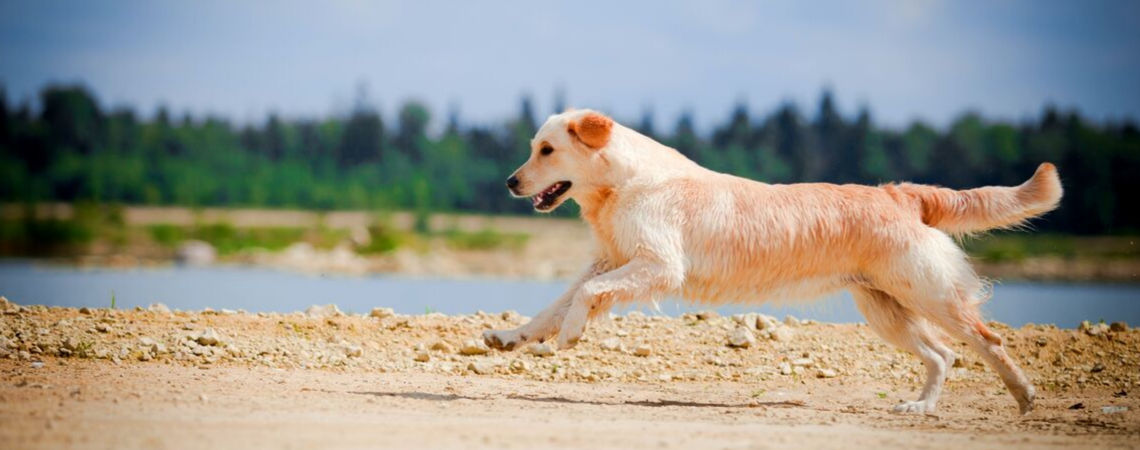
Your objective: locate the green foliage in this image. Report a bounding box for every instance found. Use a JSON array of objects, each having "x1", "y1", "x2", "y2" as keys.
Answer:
[
  {"x1": 0, "y1": 205, "x2": 97, "y2": 253},
  {"x1": 442, "y1": 228, "x2": 529, "y2": 251},
  {"x1": 2, "y1": 84, "x2": 1138, "y2": 235},
  {"x1": 148, "y1": 221, "x2": 353, "y2": 255},
  {"x1": 358, "y1": 222, "x2": 409, "y2": 255},
  {"x1": 148, "y1": 224, "x2": 185, "y2": 247},
  {"x1": 961, "y1": 233, "x2": 1137, "y2": 263}
]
